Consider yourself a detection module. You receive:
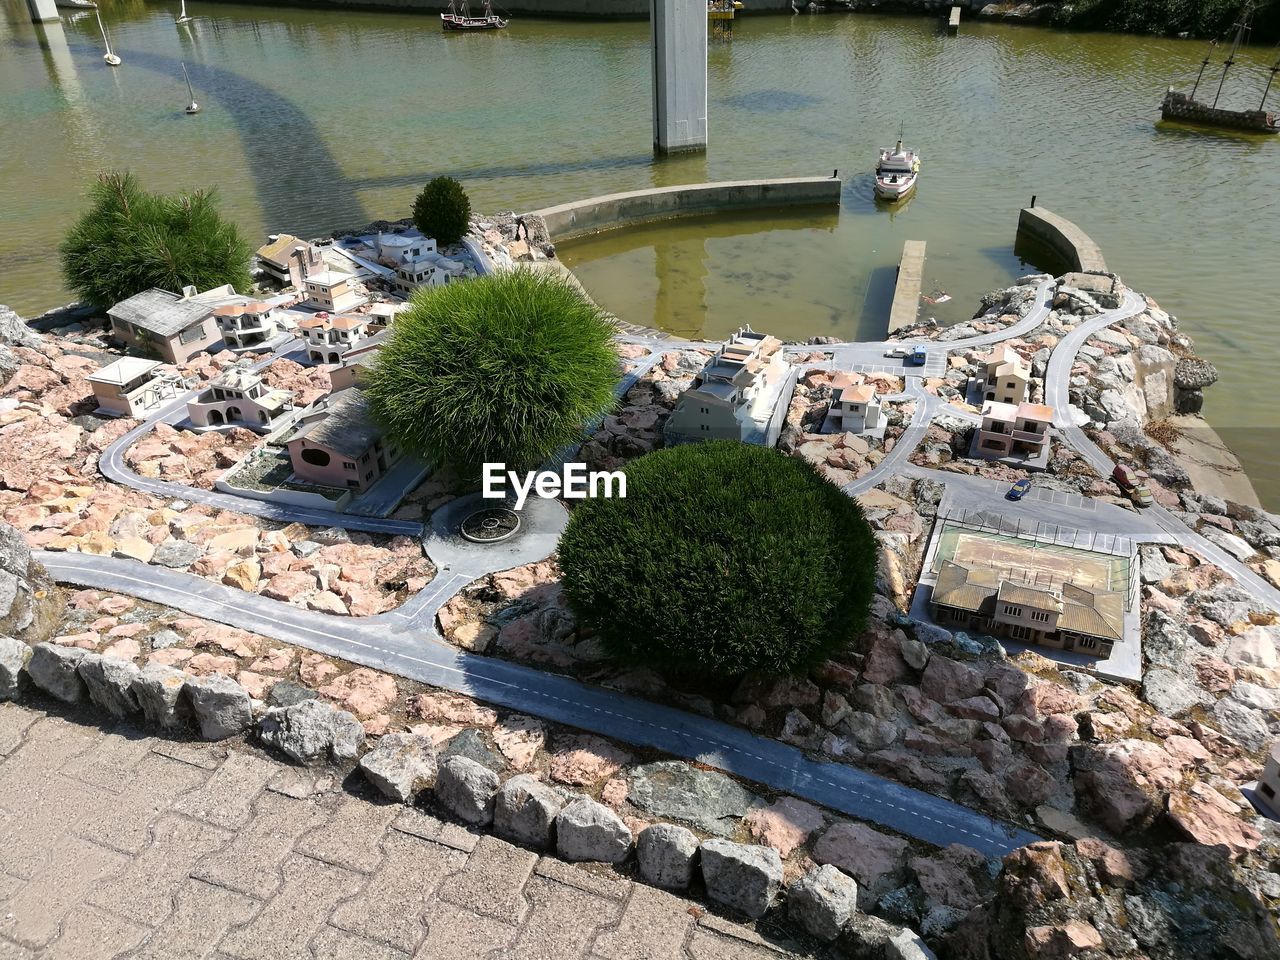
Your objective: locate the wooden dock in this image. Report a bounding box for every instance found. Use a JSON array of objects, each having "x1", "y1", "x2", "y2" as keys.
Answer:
[
  {"x1": 948, "y1": 5, "x2": 961, "y2": 33},
  {"x1": 889, "y1": 240, "x2": 927, "y2": 331}
]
